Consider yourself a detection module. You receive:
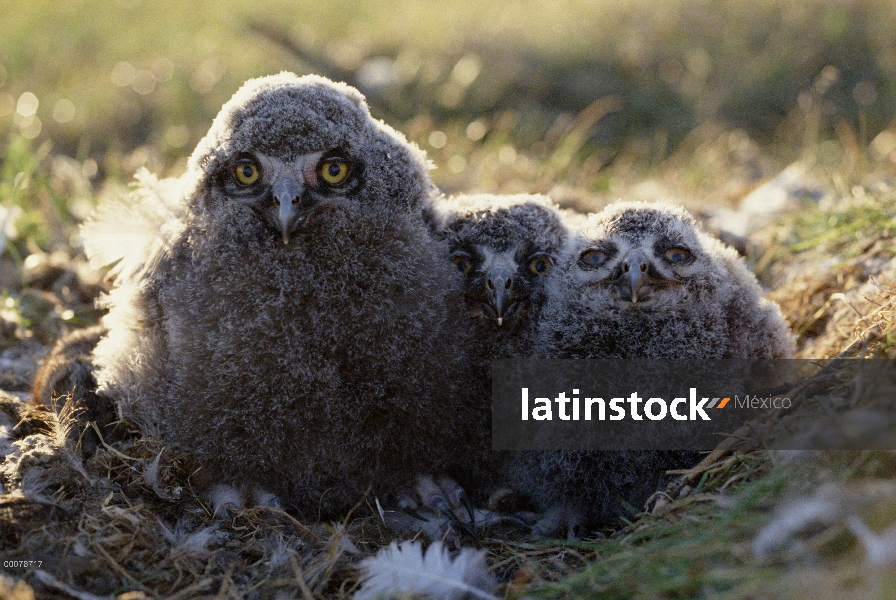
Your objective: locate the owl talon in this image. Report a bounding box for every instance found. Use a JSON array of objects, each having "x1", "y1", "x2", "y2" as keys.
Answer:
[
  {"x1": 387, "y1": 475, "x2": 481, "y2": 541},
  {"x1": 415, "y1": 476, "x2": 467, "y2": 515},
  {"x1": 400, "y1": 506, "x2": 428, "y2": 522},
  {"x1": 416, "y1": 475, "x2": 479, "y2": 541},
  {"x1": 461, "y1": 493, "x2": 476, "y2": 526},
  {"x1": 443, "y1": 506, "x2": 479, "y2": 541}
]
